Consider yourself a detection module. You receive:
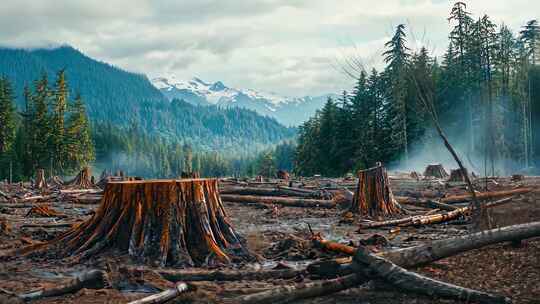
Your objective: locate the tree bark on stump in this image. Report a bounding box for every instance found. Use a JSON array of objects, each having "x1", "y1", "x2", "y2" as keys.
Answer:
[
  {"x1": 423, "y1": 164, "x2": 449, "y2": 179},
  {"x1": 67, "y1": 167, "x2": 95, "y2": 189},
  {"x1": 21, "y1": 179, "x2": 252, "y2": 267},
  {"x1": 350, "y1": 163, "x2": 403, "y2": 217},
  {"x1": 35, "y1": 169, "x2": 47, "y2": 190}
]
